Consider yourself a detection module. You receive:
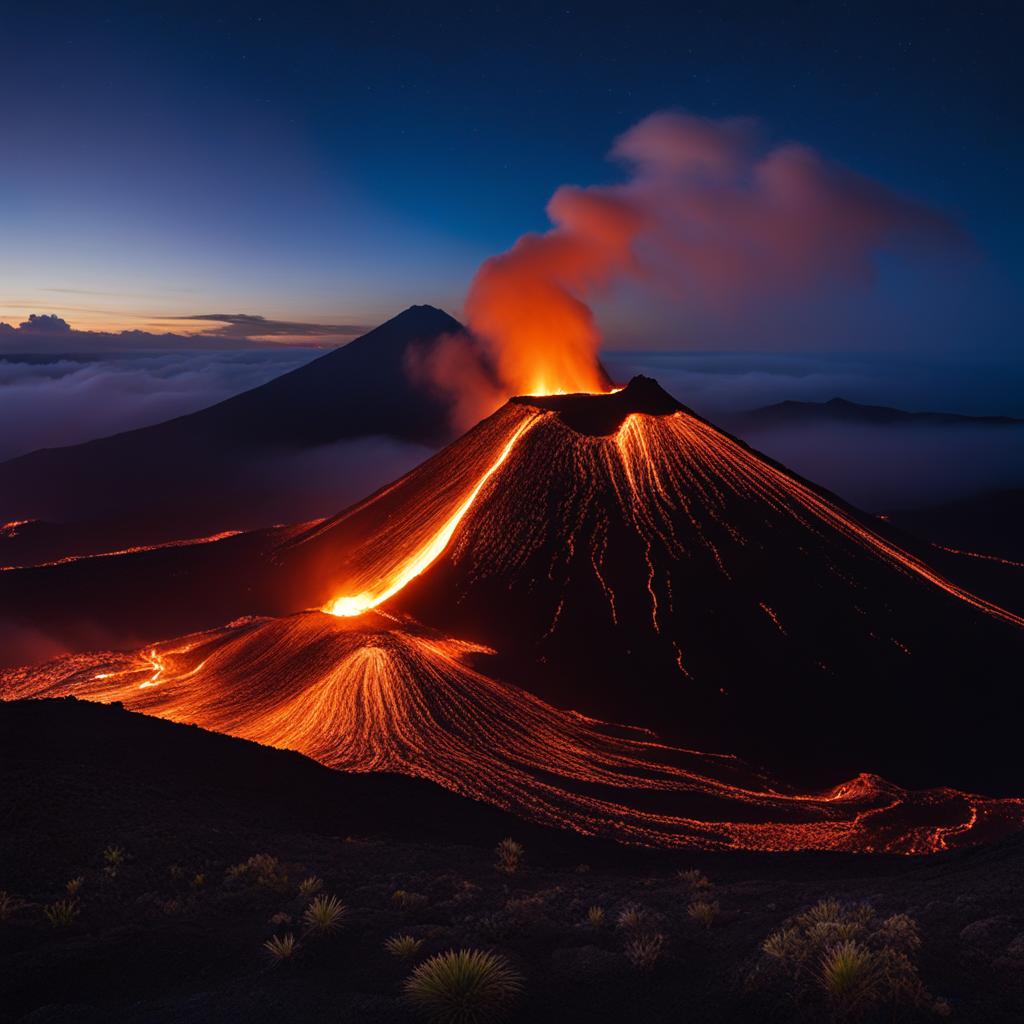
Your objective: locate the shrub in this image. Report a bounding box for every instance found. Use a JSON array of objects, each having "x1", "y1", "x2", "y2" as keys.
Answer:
[
  {"x1": 44, "y1": 898, "x2": 80, "y2": 928},
  {"x1": 586, "y1": 905, "x2": 606, "y2": 927},
  {"x1": 269, "y1": 911, "x2": 292, "y2": 926},
  {"x1": 191, "y1": 873, "x2": 206, "y2": 890},
  {"x1": 226, "y1": 853, "x2": 288, "y2": 890},
  {"x1": 65, "y1": 877, "x2": 84, "y2": 897},
  {"x1": 616, "y1": 903, "x2": 647, "y2": 932},
  {"x1": 494, "y1": 838, "x2": 524, "y2": 875},
  {"x1": 386, "y1": 933, "x2": 425, "y2": 960},
  {"x1": 625, "y1": 932, "x2": 665, "y2": 971},
  {"x1": 687, "y1": 899, "x2": 719, "y2": 929},
  {"x1": 820, "y1": 939, "x2": 876, "y2": 1003},
  {"x1": 756, "y1": 898, "x2": 930, "y2": 1016},
  {"x1": 103, "y1": 846, "x2": 126, "y2": 878},
  {"x1": 404, "y1": 948, "x2": 522, "y2": 1023},
  {"x1": 392, "y1": 889, "x2": 429, "y2": 912},
  {"x1": 263, "y1": 932, "x2": 298, "y2": 963},
  {"x1": 677, "y1": 868, "x2": 711, "y2": 891},
  {"x1": 0, "y1": 890, "x2": 18, "y2": 920},
  {"x1": 298, "y1": 875, "x2": 323, "y2": 898},
  {"x1": 302, "y1": 894, "x2": 346, "y2": 935}
]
